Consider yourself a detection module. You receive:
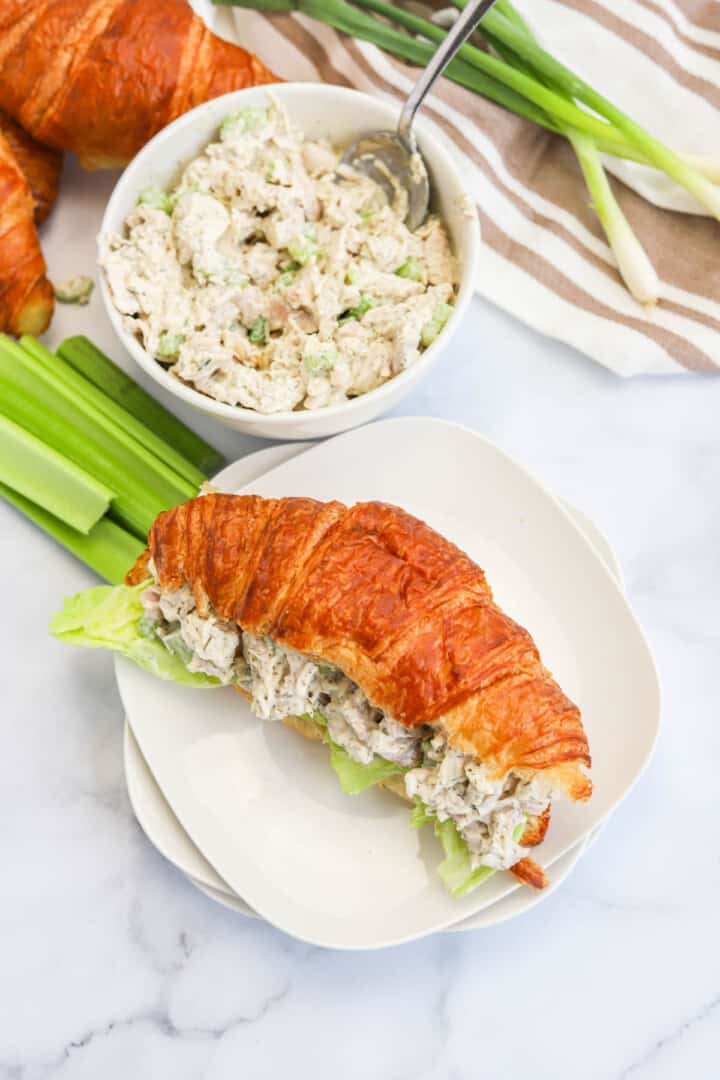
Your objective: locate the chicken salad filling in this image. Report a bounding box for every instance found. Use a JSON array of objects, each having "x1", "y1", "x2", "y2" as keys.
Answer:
[
  {"x1": 139, "y1": 581, "x2": 555, "y2": 873},
  {"x1": 100, "y1": 100, "x2": 458, "y2": 415}
]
